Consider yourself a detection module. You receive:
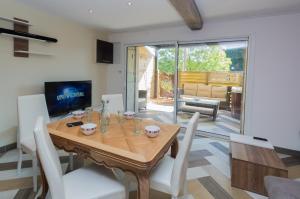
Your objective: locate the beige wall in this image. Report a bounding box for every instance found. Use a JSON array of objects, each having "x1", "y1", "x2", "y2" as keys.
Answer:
[{"x1": 0, "y1": 0, "x2": 108, "y2": 147}]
